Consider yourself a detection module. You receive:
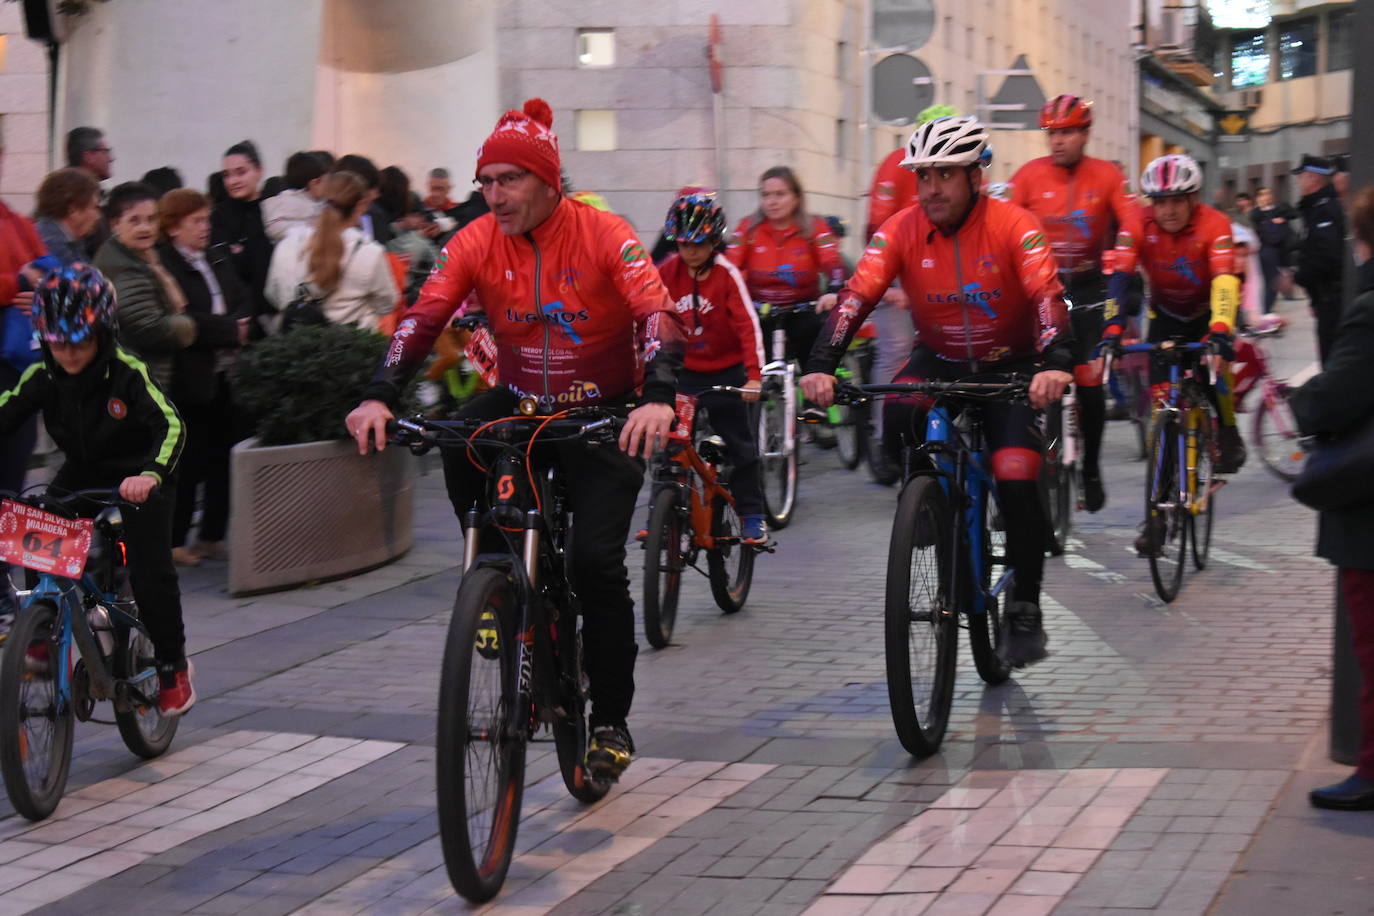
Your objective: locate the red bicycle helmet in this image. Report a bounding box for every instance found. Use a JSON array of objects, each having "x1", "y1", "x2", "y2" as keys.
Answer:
[{"x1": 1040, "y1": 94, "x2": 1093, "y2": 130}]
